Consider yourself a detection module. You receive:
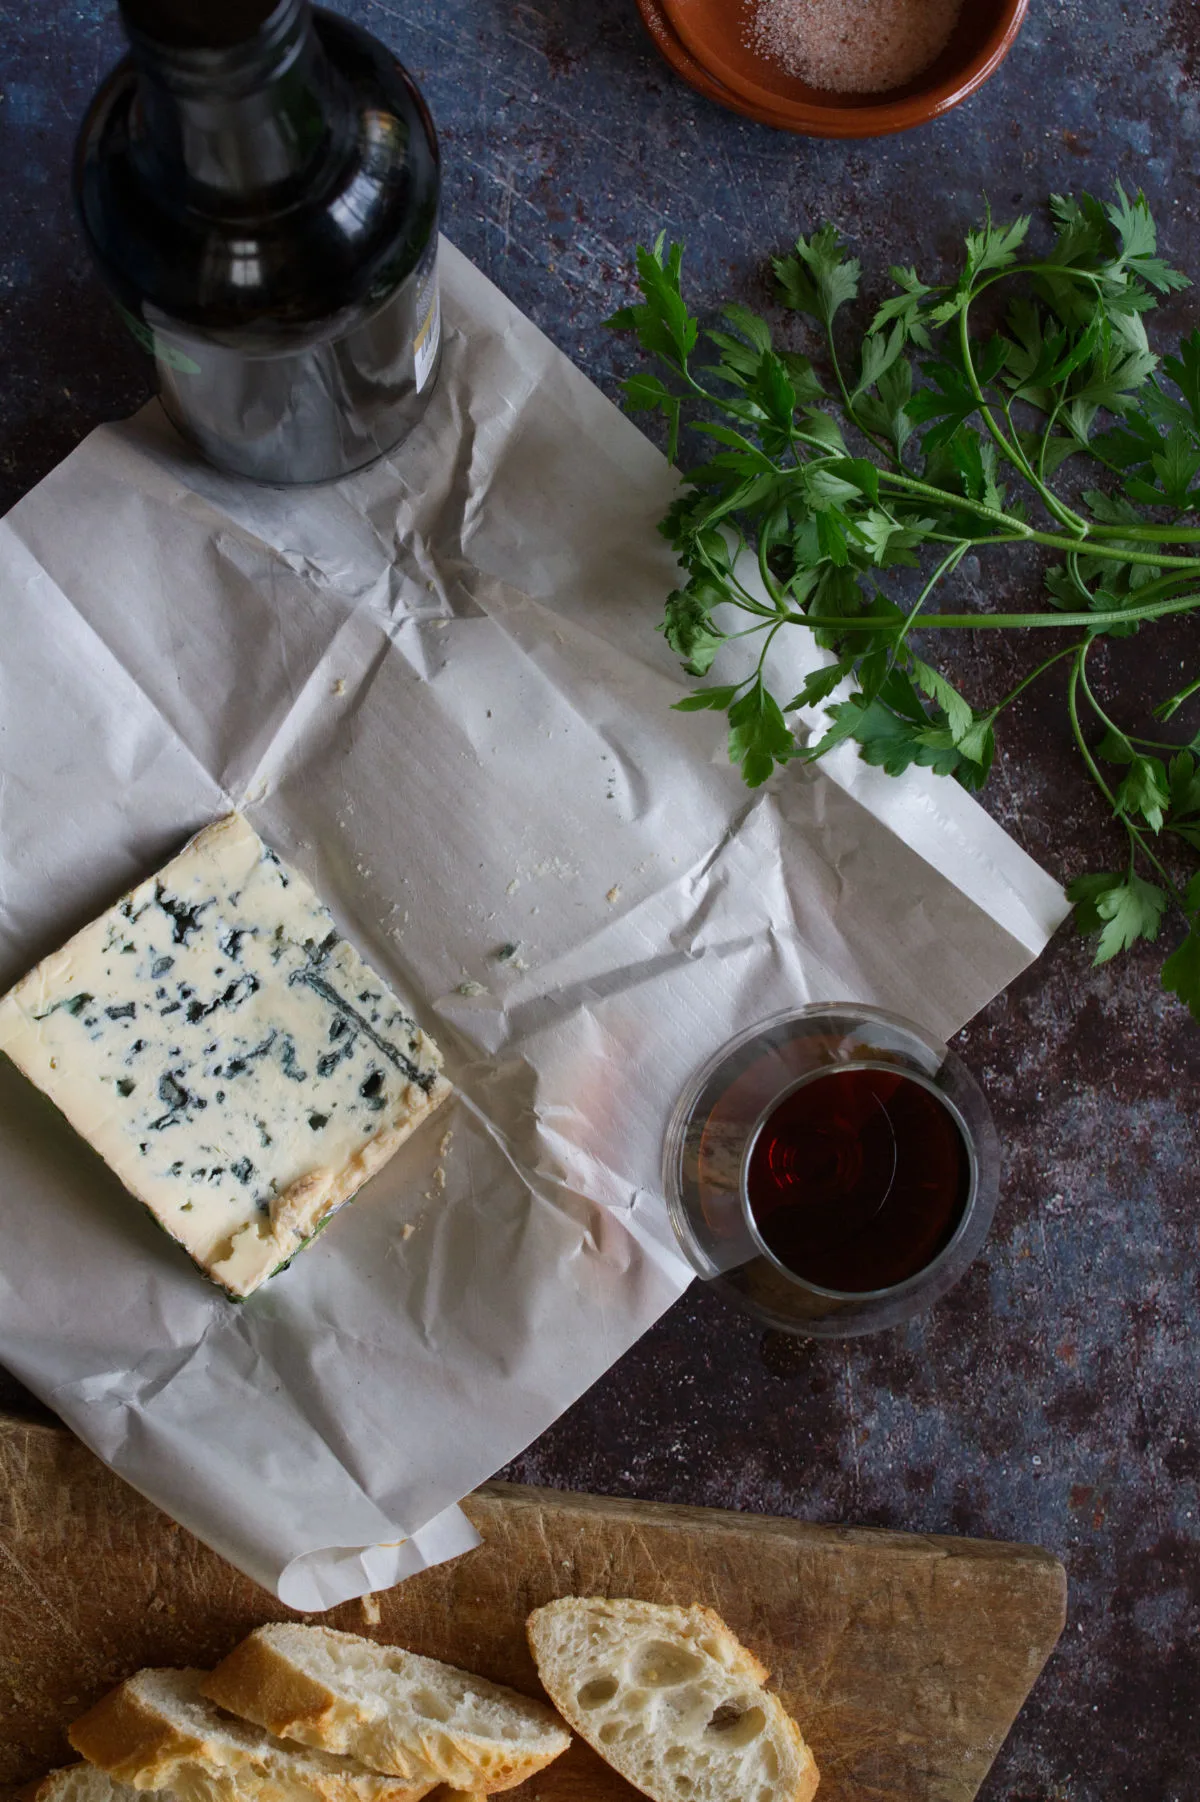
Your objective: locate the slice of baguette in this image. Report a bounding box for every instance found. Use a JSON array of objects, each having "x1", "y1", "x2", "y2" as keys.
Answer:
[
  {"x1": 67, "y1": 1669, "x2": 435, "y2": 1802},
  {"x1": 527, "y1": 1598, "x2": 820, "y2": 1802},
  {"x1": 202, "y1": 1623, "x2": 570, "y2": 1794},
  {"x1": 20, "y1": 1764, "x2": 174, "y2": 1802}
]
